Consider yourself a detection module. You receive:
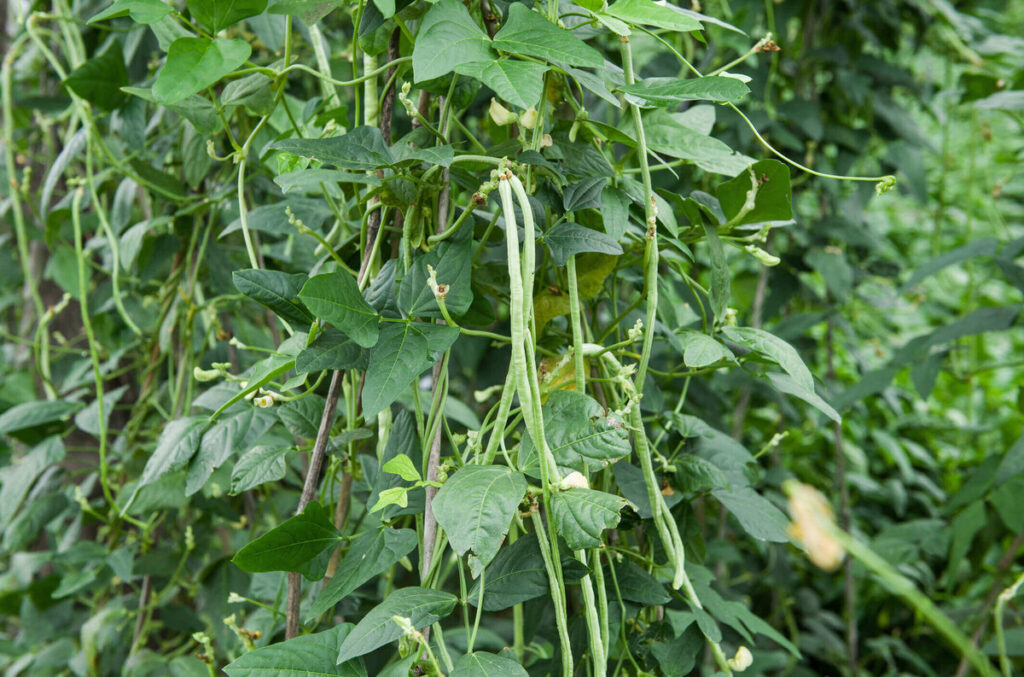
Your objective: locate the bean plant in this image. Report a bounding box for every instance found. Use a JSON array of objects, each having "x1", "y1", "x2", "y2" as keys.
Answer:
[{"x1": 1, "y1": 0, "x2": 1022, "y2": 676}]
